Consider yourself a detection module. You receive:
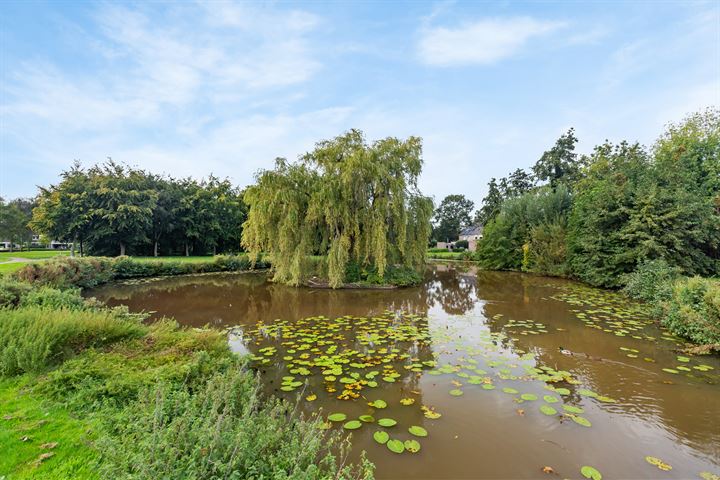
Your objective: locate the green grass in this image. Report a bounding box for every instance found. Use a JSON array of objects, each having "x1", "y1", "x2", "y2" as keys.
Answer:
[
  {"x1": 130, "y1": 255, "x2": 219, "y2": 263},
  {"x1": 0, "y1": 262, "x2": 25, "y2": 274},
  {"x1": 0, "y1": 251, "x2": 70, "y2": 261},
  {"x1": 426, "y1": 251, "x2": 467, "y2": 260},
  {"x1": 0, "y1": 377, "x2": 100, "y2": 480}
]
